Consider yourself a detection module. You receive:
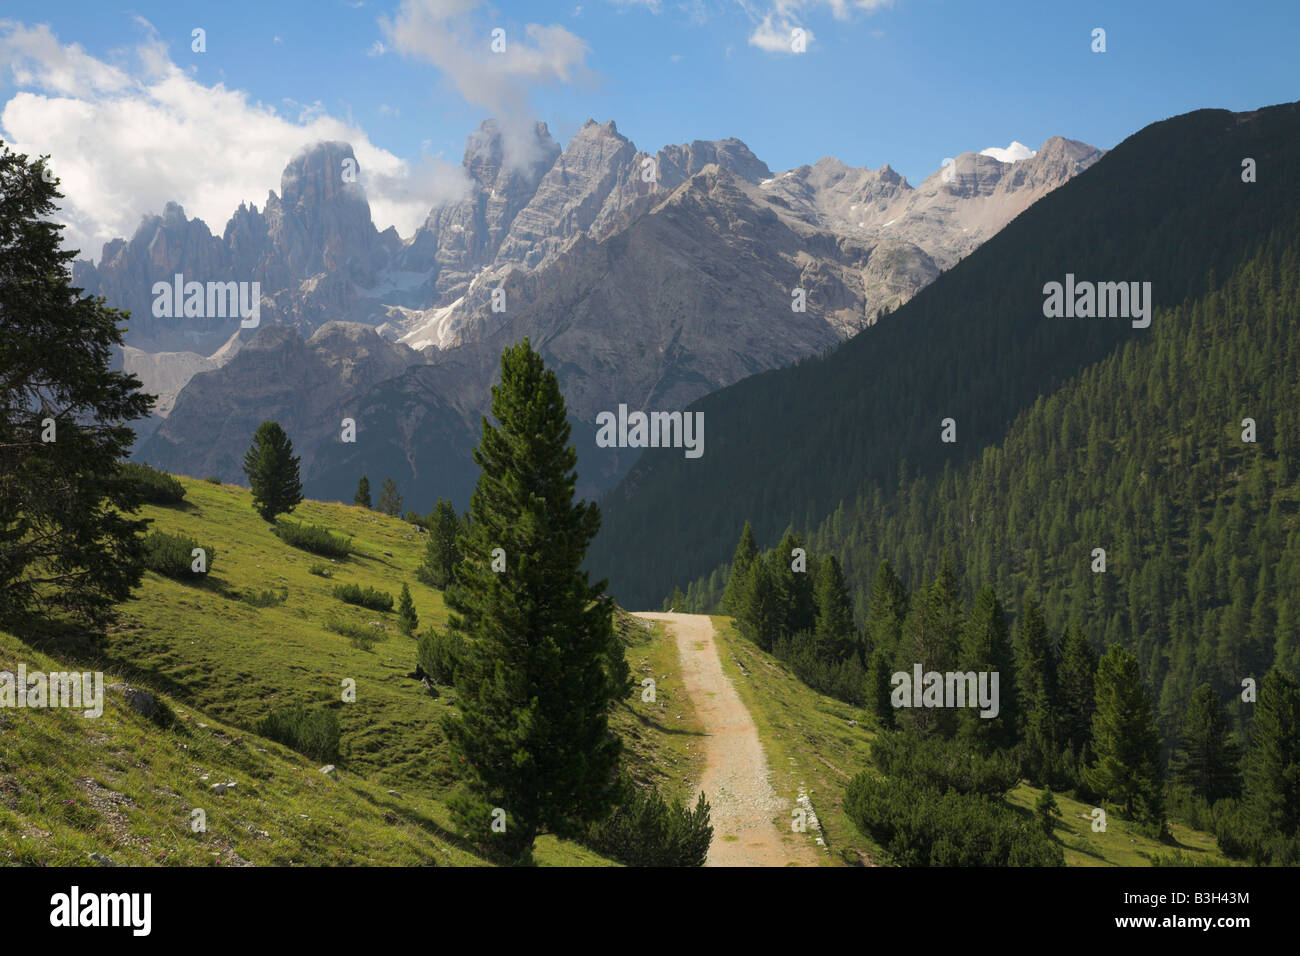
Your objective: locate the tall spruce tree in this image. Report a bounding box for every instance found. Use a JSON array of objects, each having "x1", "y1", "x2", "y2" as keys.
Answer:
[
  {"x1": 242, "y1": 422, "x2": 303, "y2": 523},
  {"x1": 354, "y1": 475, "x2": 371, "y2": 508},
  {"x1": 1058, "y1": 628, "x2": 1099, "y2": 772},
  {"x1": 1240, "y1": 668, "x2": 1300, "y2": 844},
  {"x1": 1013, "y1": 602, "x2": 1061, "y2": 783},
  {"x1": 864, "y1": 559, "x2": 908, "y2": 662},
  {"x1": 773, "y1": 528, "x2": 815, "y2": 639},
  {"x1": 1173, "y1": 683, "x2": 1241, "y2": 804},
  {"x1": 958, "y1": 587, "x2": 1017, "y2": 751},
  {"x1": 812, "y1": 555, "x2": 856, "y2": 663},
  {"x1": 376, "y1": 476, "x2": 402, "y2": 516},
  {"x1": 722, "y1": 521, "x2": 758, "y2": 614},
  {"x1": 896, "y1": 561, "x2": 963, "y2": 737},
  {"x1": 1085, "y1": 643, "x2": 1165, "y2": 829},
  {"x1": 397, "y1": 582, "x2": 418, "y2": 636},
  {"x1": 418, "y1": 497, "x2": 461, "y2": 588},
  {"x1": 0, "y1": 142, "x2": 154, "y2": 626},
  {"x1": 864, "y1": 560, "x2": 908, "y2": 728},
  {"x1": 735, "y1": 558, "x2": 780, "y2": 650},
  {"x1": 867, "y1": 648, "x2": 897, "y2": 730},
  {"x1": 442, "y1": 339, "x2": 628, "y2": 862}
]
